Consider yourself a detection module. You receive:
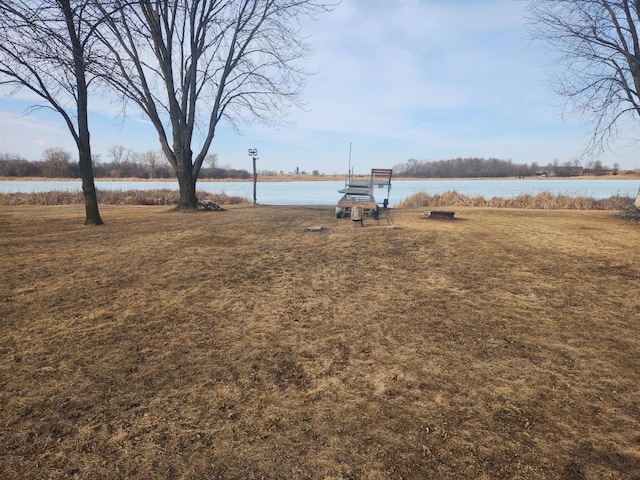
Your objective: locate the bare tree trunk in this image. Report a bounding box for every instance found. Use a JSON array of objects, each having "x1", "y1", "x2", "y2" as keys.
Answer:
[
  {"x1": 176, "y1": 162, "x2": 198, "y2": 209},
  {"x1": 78, "y1": 140, "x2": 102, "y2": 225},
  {"x1": 61, "y1": 0, "x2": 103, "y2": 225},
  {"x1": 163, "y1": 142, "x2": 198, "y2": 209}
]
